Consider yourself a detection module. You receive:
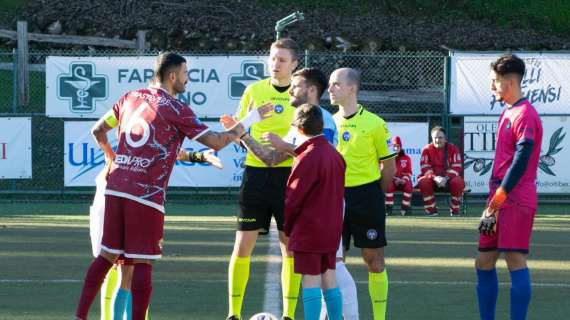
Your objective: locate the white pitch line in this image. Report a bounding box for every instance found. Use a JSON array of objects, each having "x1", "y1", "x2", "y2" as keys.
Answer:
[
  {"x1": 360, "y1": 280, "x2": 570, "y2": 288},
  {"x1": 2, "y1": 279, "x2": 570, "y2": 288},
  {"x1": 262, "y1": 223, "x2": 282, "y2": 316}
]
